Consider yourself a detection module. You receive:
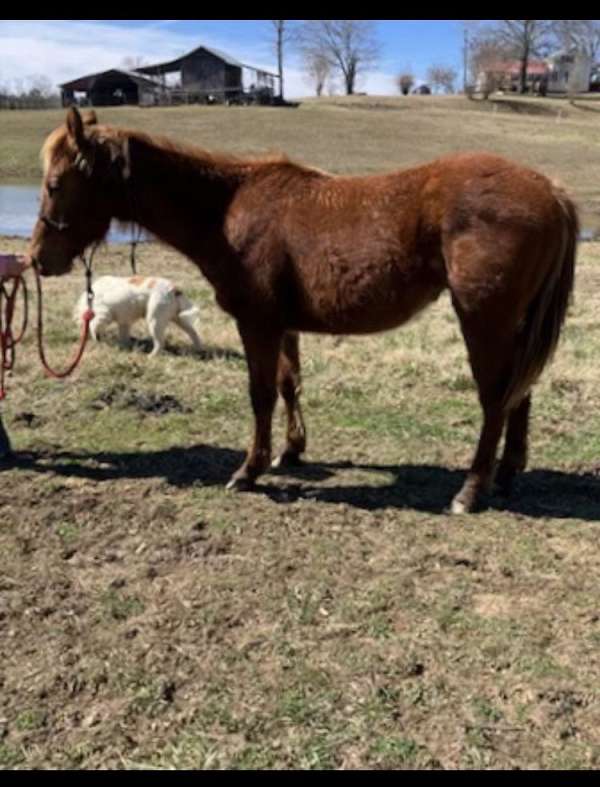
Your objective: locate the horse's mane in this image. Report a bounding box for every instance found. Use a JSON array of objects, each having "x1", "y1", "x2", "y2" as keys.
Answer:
[{"x1": 42, "y1": 121, "x2": 327, "y2": 180}]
